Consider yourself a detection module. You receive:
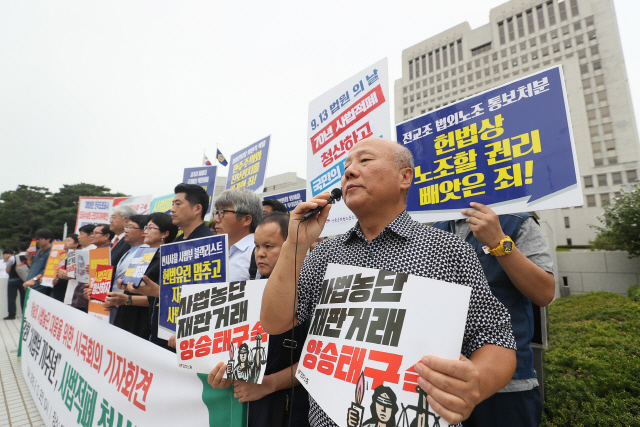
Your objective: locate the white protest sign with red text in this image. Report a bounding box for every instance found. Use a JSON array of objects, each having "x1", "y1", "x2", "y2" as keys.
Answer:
[{"x1": 296, "y1": 264, "x2": 471, "y2": 427}]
